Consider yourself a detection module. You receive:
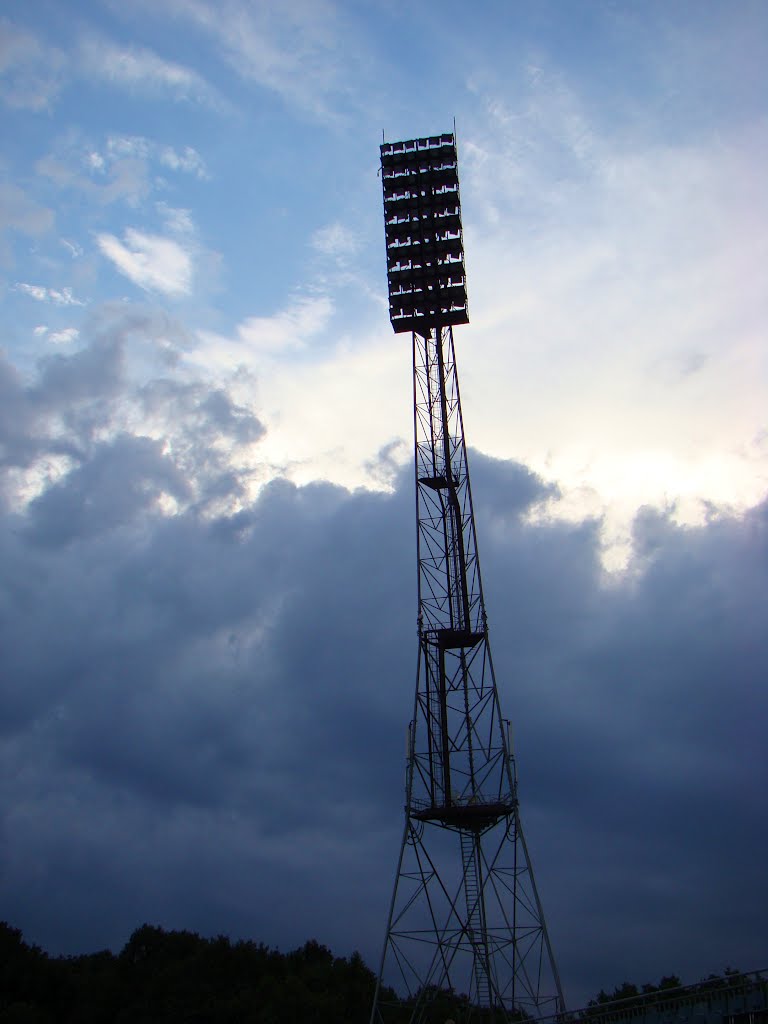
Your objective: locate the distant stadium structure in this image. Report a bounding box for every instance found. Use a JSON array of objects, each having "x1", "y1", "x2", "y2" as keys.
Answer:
[{"x1": 569, "y1": 969, "x2": 767, "y2": 1024}]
